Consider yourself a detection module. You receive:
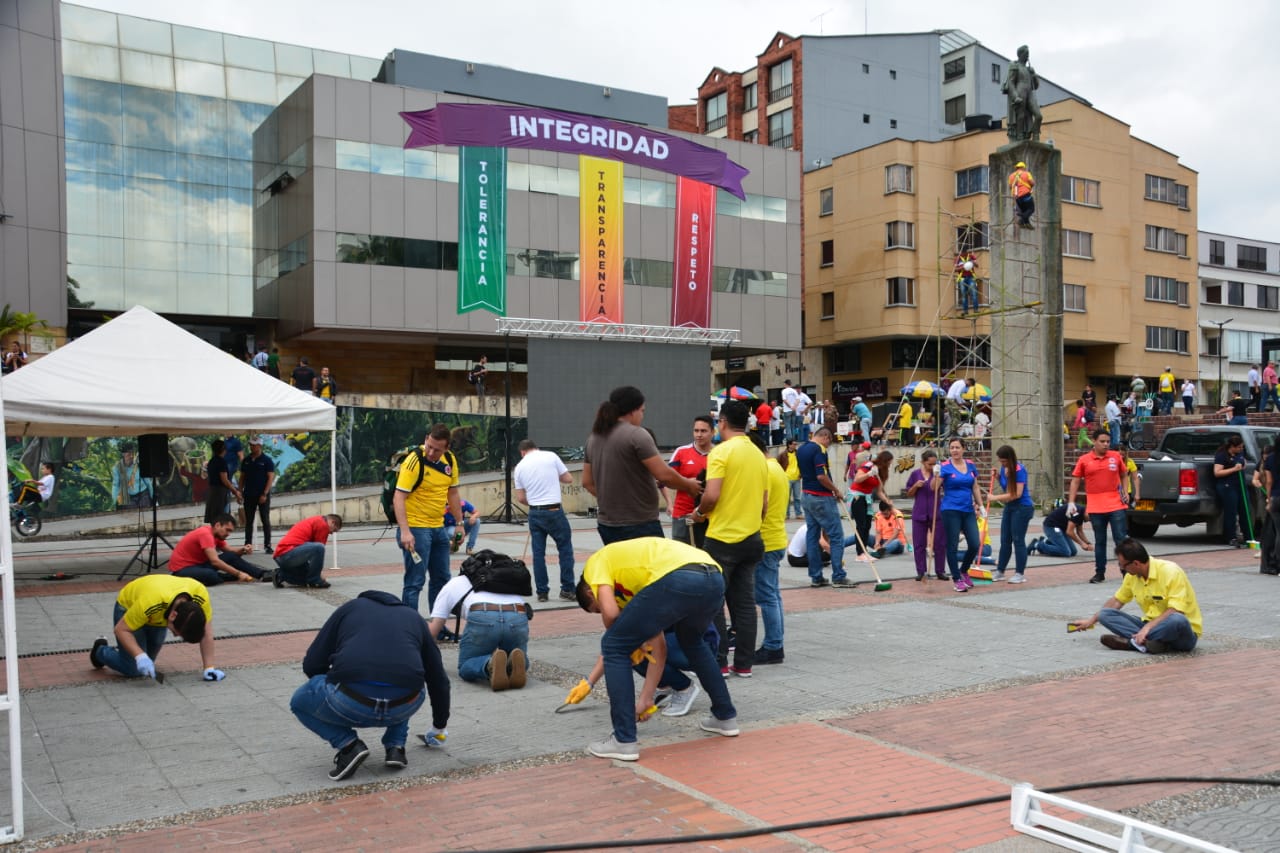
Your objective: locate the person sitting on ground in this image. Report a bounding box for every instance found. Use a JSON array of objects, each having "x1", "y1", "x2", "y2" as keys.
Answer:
[
  {"x1": 1029, "y1": 502, "x2": 1092, "y2": 557},
  {"x1": 273, "y1": 514, "x2": 343, "y2": 589},
  {"x1": 170, "y1": 513, "x2": 268, "y2": 585},
  {"x1": 1069, "y1": 538, "x2": 1202, "y2": 654},
  {"x1": 870, "y1": 500, "x2": 909, "y2": 557},
  {"x1": 426, "y1": 563, "x2": 529, "y2": 692},
  {"x1": 292, "y1": 590, "x2": 450, "y2": 781},
  {"x1": 786, "y1": 523, "x2": 830, "y2": 567},
  {"x1": 443, "y1": 499, "x2": 481, "y2": 555},
  {"x1": 89, "y1": 573, "x2": 221, "y2": 682}
]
